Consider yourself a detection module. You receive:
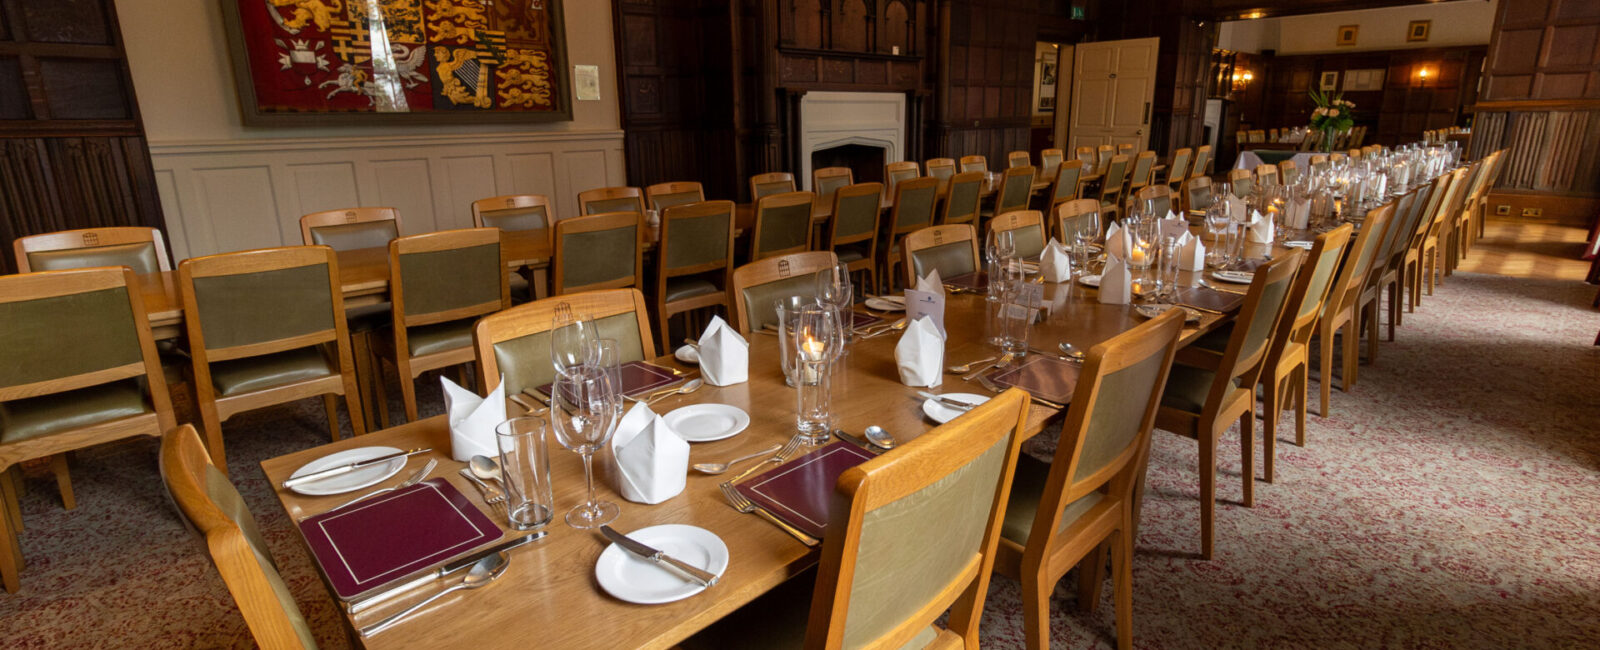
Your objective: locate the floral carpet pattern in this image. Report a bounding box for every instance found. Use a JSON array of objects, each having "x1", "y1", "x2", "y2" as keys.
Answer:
[{"x1": 1, "y1": 272, "x2": 1596, "y2": 649}]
